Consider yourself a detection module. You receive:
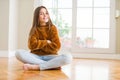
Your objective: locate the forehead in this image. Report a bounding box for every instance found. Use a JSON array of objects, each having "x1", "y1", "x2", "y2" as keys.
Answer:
[{"x1": 39, "y1": 8, "x2": 47, "y2": 12}]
